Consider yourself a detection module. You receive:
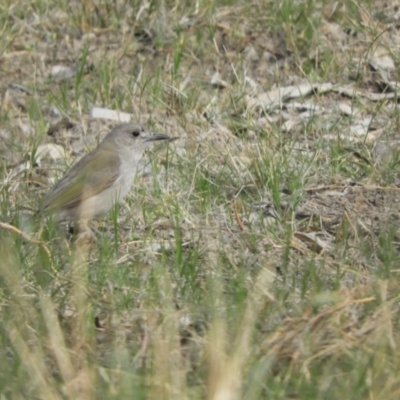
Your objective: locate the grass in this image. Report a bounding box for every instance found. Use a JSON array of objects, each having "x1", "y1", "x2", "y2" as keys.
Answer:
[{"x1": 1, "y1": 0, "x2": 400, "y2": 398}]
